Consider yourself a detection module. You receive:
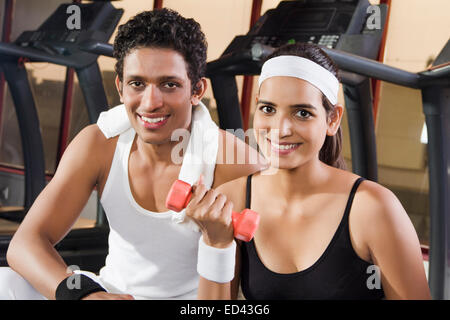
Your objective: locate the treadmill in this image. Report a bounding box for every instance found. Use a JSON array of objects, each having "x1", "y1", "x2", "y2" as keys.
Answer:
[
  {"x1": 206, "y1": 0, "x2": 387, "y2": 182},
  {"x1": 0, "y1": 2, "x2": 123, "y2": 272}
]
